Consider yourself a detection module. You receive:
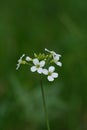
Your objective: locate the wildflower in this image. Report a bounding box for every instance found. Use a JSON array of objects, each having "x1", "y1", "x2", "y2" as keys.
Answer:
[
  {"x1": 45, "y1": 48, "x2": 61, "y2": 57},
  {"x1": 45, "y1": 48, "x2": 62, "y2": 67},
  {"x1": 16, "y1": 54, "x2": 25, "y2": 70},
  {"x1": 30, "y1": 58, "x2": 45, "y2": 74},
  {"x1": 26, "y1": 56, "x2": 32, "y2": 61},
  {"x1": 43, "y1": 66, "x2": 58, "y2": 81},
  {"x1": 16, "y1": 48, "x2": 62, "y2": 81},
  {"x1": 53, "y1": 56, "x2": 62, "y2": 66}
]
